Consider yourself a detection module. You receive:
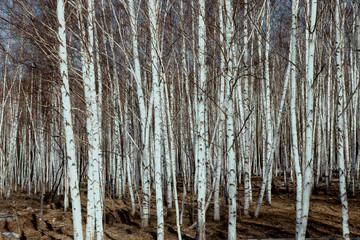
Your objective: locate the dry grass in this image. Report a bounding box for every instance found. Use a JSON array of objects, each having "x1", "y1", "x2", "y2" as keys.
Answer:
[{"x1": 0, "y1": 177, "x2": 359, "y2": 239}]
